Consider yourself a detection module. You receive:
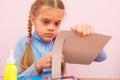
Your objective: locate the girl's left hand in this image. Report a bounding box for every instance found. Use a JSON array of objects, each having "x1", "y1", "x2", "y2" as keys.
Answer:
[{"x1": 70, "y1": 24, "x2": 94, "y2": 37}]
